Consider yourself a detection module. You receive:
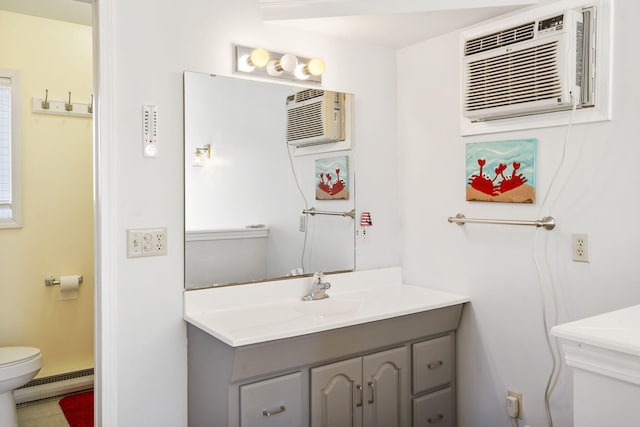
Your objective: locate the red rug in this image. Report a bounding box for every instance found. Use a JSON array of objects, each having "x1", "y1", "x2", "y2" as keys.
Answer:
[{"x1": 59, "y1": 391, "x2": 94, "y2": 427}]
